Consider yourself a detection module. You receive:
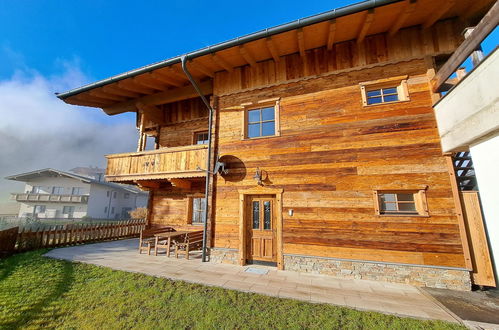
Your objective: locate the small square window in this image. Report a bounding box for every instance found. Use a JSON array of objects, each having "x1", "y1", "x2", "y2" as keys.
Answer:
[
  {"x1": 360, "y1": 77, "x2": 409, "y2": 107},
  {"x1": 194, "y1": 131, "x2": 209, "y2": 145},
  {"x1": 124, "y1": 193, "x2": 130, "y2": 199},
  {"x1": 374, "y1": 190, "x2": 428, "y2": 216},
  {"x1": 246, "y1": 107, "x2": 276, "y2": 138}
]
